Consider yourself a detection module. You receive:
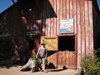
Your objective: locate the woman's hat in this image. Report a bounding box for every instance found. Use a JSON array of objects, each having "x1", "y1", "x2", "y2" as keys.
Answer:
[{"x1": 41, "y1": 43, "x2": 45, "y2": 45}]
